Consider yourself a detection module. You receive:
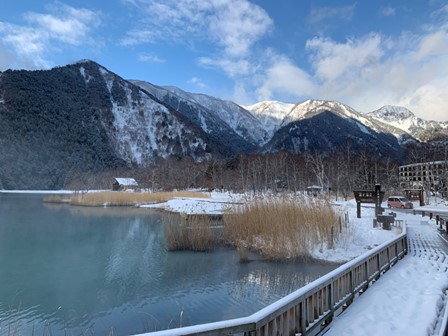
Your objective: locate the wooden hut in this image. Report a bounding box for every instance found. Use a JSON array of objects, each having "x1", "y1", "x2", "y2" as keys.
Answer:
[{"x1": 112, "y1": 178, "x2": 139, "y2": 191}]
